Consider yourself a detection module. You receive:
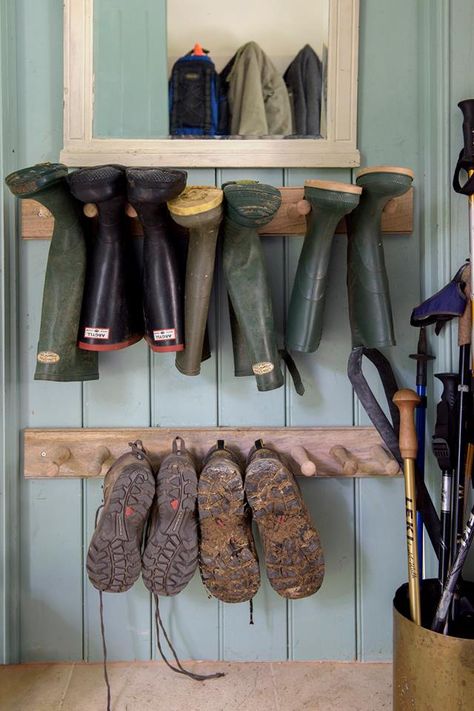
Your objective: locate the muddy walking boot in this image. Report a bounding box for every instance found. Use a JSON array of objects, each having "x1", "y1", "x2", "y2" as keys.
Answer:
[
  {"x1": 245, "y1": 441, "x2": 324, "y2": 599},
  {"x1": 68, "y1": 165, "x2": 143, "y2": 351},
  {"x1": 198, "y1": 441, "x2": 260, "y2": 603},
  {"x1": 5, "y1": 163, "x2": 98, "y2": 381},
  {"x1": 222, "y1": 181, "x2": 284, "y2": 392},
  {"x1": 86, "y1": 441, "x2": 155, "y2": 593},
  {"x1": 142, "y1": 437, "x2": 198, "y2": 596},
  {"x1": 126, "y1": 168, "x2": 186, "y2": 352},
  {"x1": 286, "y1": 180, "x2": 362, "y2": 352},
  {"x1": 168, "y1": 186, "x2": 223, "y2": 375},
  {"x1": 347, "y1": 166, "x2": 414, "y2": 348}
]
